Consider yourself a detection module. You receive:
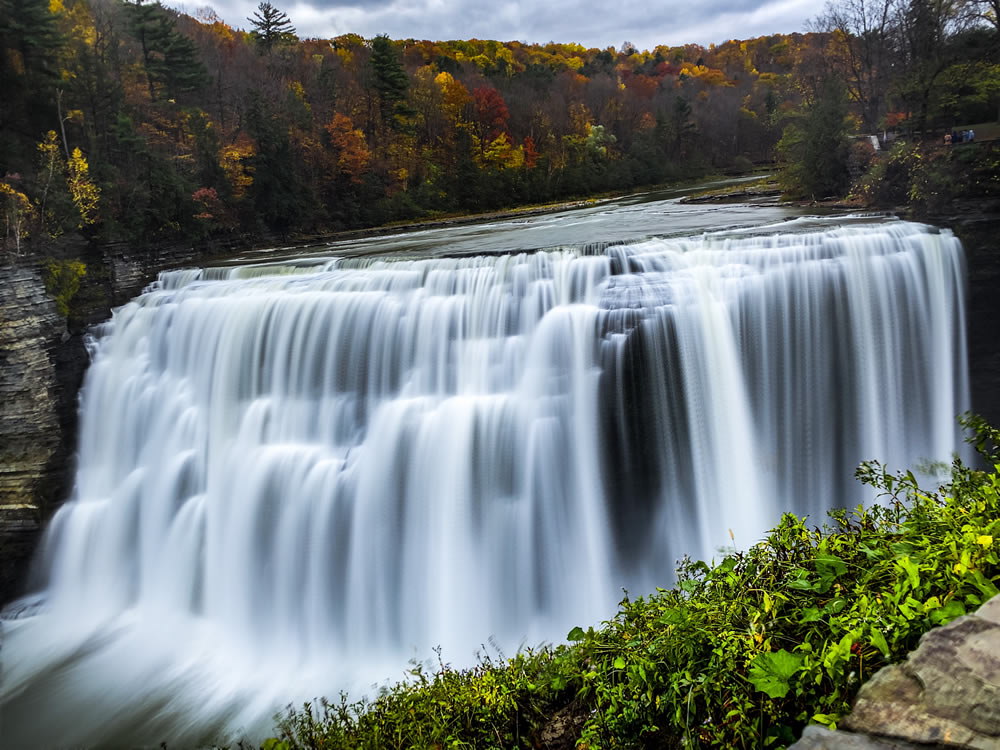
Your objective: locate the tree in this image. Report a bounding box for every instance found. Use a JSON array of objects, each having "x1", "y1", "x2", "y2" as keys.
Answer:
[
  {"x1": 813, "y1": 0, "x2": 897, "y2": 131},
  {"x1": 248, "y1": 2, "x2": 296, "y2": 54},
  {"x1": 0, "y1": 0, "x2": 61, "y2": 169},
  {"x1": 777, "y1": 77, "x2": 852, "y2": 199},
  {"x1": 66, "y1": 146, "x2": 99, "y2": 227},
  {"x1": 368, "y1": 35, "x2": 411, "y2": 135},
  {"x1": 125, "y1": 0, "x2": 207, "y2": 101}
]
